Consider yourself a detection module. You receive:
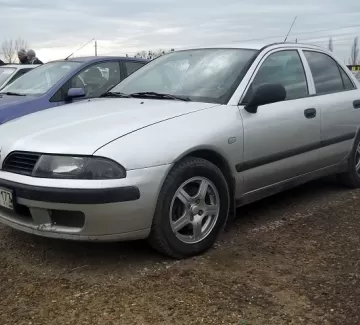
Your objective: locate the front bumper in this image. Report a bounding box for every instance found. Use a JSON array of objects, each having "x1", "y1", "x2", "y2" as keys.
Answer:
[{"x1": 0, "y1": 164, "x2": 171, "y2": 241}]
